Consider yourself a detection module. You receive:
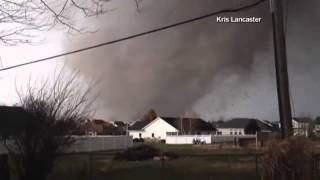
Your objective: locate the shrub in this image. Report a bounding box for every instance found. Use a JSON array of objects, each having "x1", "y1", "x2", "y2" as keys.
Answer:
[
  {"x1": 133, "y1": 138, "x2": 144, "y2": 143},
  {"x1": 163, "y1": 151, "x2": 179, "y2": 159},
  {"x1": 114, "y1": 144, "x2": 160, "y2": 161},
  {"x1": 262, "y1": 136, "x2": 314, "y2": 180}
]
